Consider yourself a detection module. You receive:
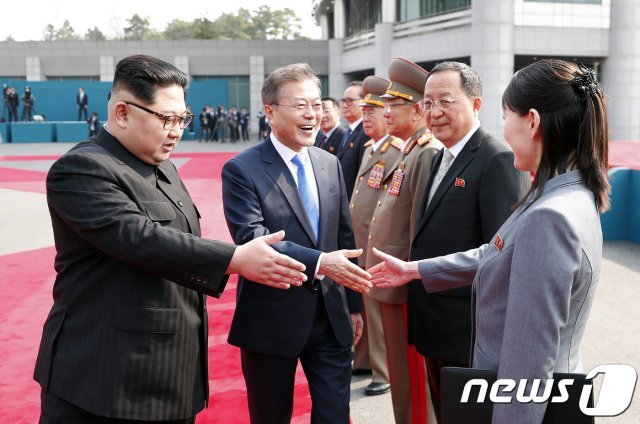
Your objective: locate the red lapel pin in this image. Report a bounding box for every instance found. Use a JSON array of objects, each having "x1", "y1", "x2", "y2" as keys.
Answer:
[
  {"x1": 455, "y1": 177, "x2": 465, "y2": 187},
  {"x1": 494, "y1": 235, "x2": 504, "y2": 252}
]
